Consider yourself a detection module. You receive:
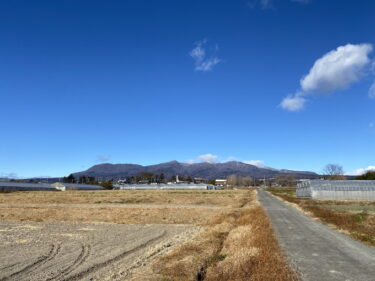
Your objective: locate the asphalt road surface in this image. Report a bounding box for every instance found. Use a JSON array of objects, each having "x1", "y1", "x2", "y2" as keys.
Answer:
[
  {"x1": 258, "y1": 189, "x2": 375, "y2": 281},
  {"x1": 0, "y1": 221, "x2": 198, "y2": 281}
]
